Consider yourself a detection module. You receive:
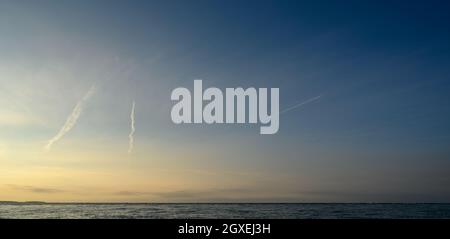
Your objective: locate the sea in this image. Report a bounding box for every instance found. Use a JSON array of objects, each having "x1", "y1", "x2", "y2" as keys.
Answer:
[{"x1": 1, "y1": 203, "x2": 450, "y2": 219}]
